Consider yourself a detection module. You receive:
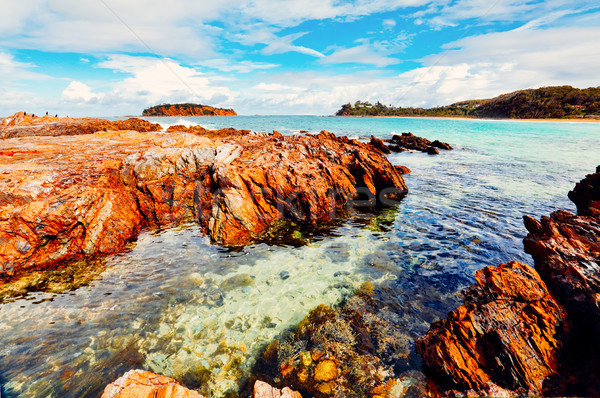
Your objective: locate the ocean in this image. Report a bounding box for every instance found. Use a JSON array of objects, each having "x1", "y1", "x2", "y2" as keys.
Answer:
[{"x1": 1, "y1": 116, "x2": 599, "y2": 397}]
